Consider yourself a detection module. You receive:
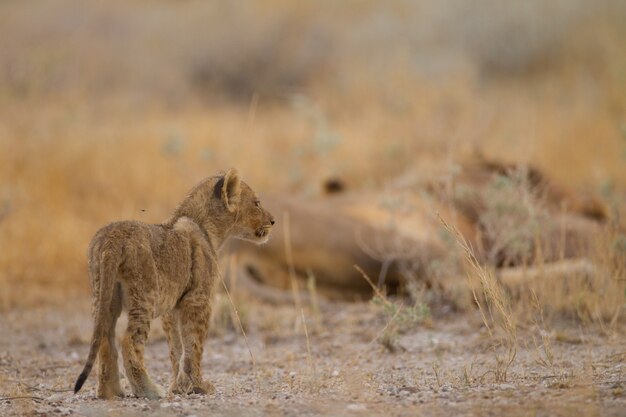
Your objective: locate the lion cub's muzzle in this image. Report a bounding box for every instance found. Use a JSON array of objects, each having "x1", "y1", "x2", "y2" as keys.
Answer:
[
  {"x1": 255, "y1": 225, "x2": 273, "y2": 240},
  {"x1": 255, "y1": 214, "x2": 274, "y2": 241}
]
